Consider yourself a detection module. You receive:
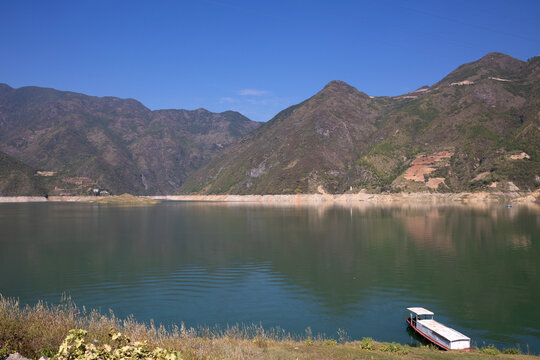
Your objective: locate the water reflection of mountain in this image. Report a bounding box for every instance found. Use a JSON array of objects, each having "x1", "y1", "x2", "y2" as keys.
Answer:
[{"x1": 1, "y1": 203, "x2": 539, "y2": 346}]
